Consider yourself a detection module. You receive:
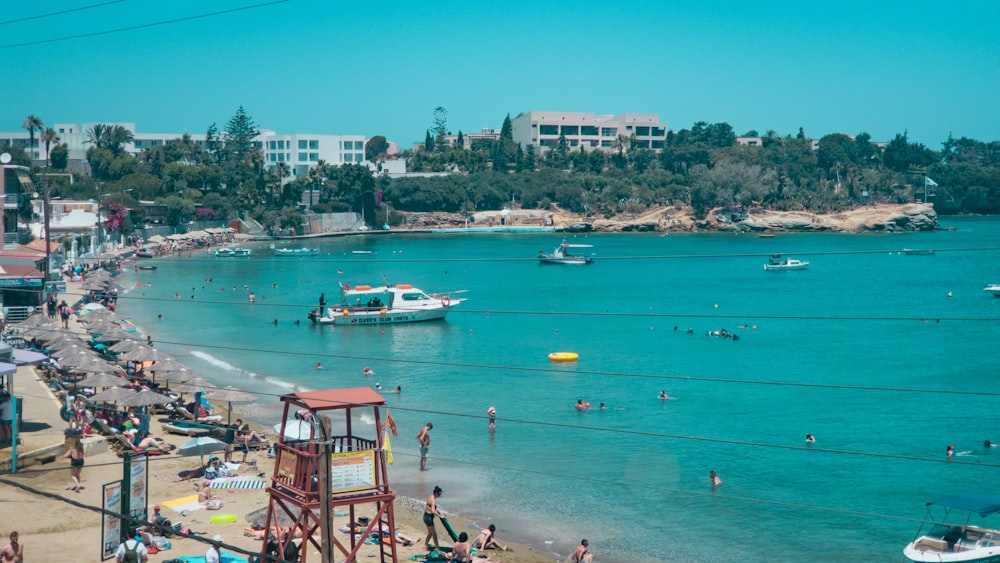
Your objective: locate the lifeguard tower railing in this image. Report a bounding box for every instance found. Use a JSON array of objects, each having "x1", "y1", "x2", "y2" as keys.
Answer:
[{"x1": 262, "y1": 387, "x2": 397, "y2": 563}]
